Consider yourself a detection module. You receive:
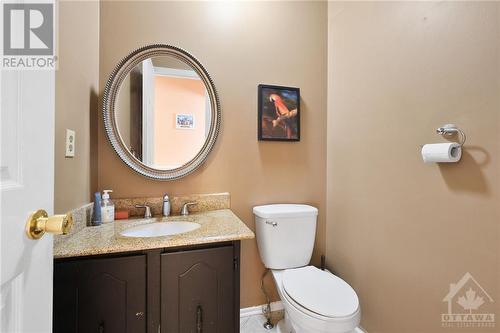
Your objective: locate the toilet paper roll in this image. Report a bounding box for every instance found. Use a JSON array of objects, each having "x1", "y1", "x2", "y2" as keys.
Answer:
[{"x1": 421, "y1": 143, "x2": 462, "y2": 163}]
